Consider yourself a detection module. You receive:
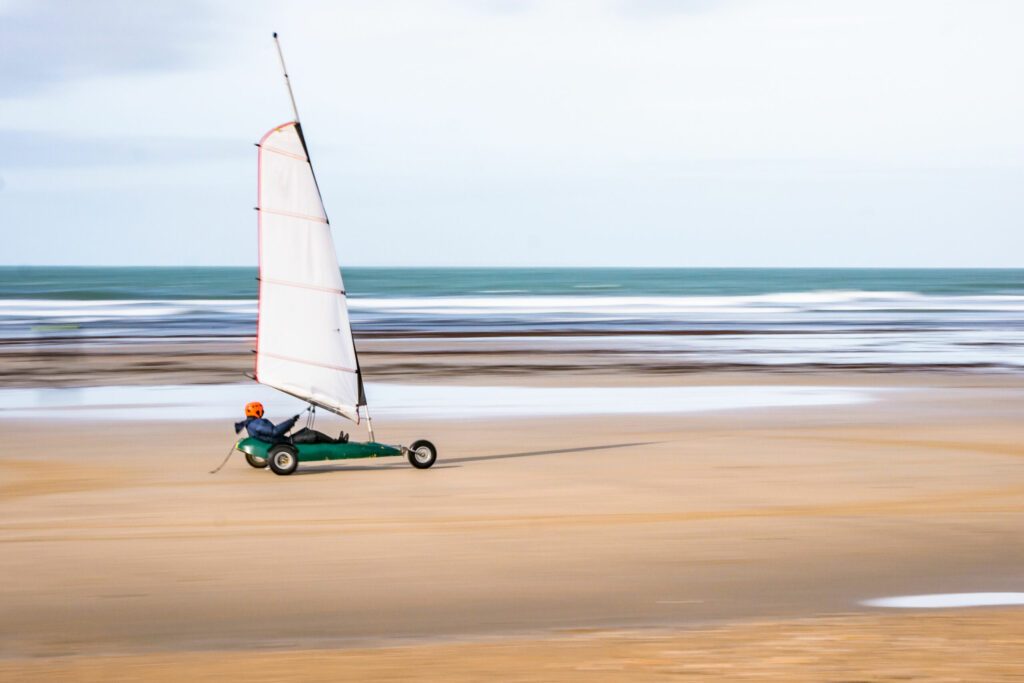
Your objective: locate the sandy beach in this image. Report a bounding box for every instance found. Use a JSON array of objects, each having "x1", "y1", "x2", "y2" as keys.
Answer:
[
  {"x1": 2, "y1": 370, "x2": 1023, "y2": 680},
  {"x1": 5, "y1": 0, "x2": 1023, "y2": 676}
]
